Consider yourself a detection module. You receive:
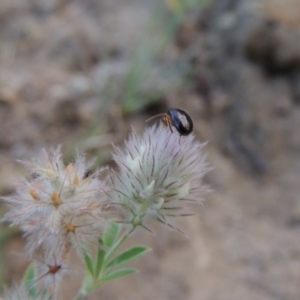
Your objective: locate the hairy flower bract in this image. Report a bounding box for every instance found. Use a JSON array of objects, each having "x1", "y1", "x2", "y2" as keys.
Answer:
[
  {"x1": 110, "y1": 125, "x2": 209, "y2": 233},
  {"x1": 2, "y1": 147, "x2": 109, "y2": 257}
]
